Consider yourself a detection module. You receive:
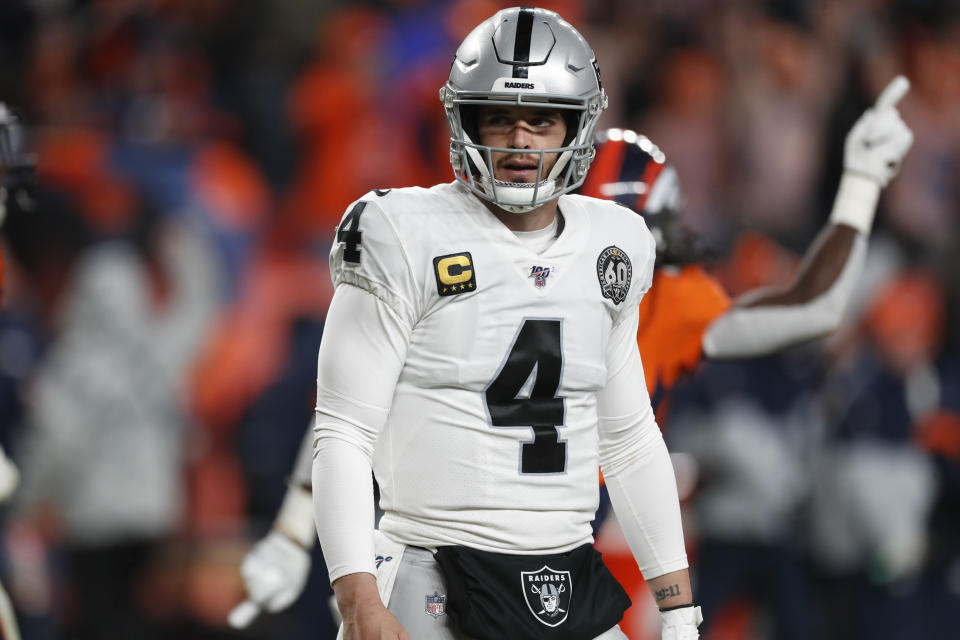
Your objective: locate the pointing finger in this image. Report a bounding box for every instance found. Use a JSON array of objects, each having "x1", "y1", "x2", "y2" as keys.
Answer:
[
  {"x1": 228, "y1": 600, "x2": 261, "y2": 629},
  {"x1": 875, "y1": 75, "x2": 910, "y2": 110}
]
